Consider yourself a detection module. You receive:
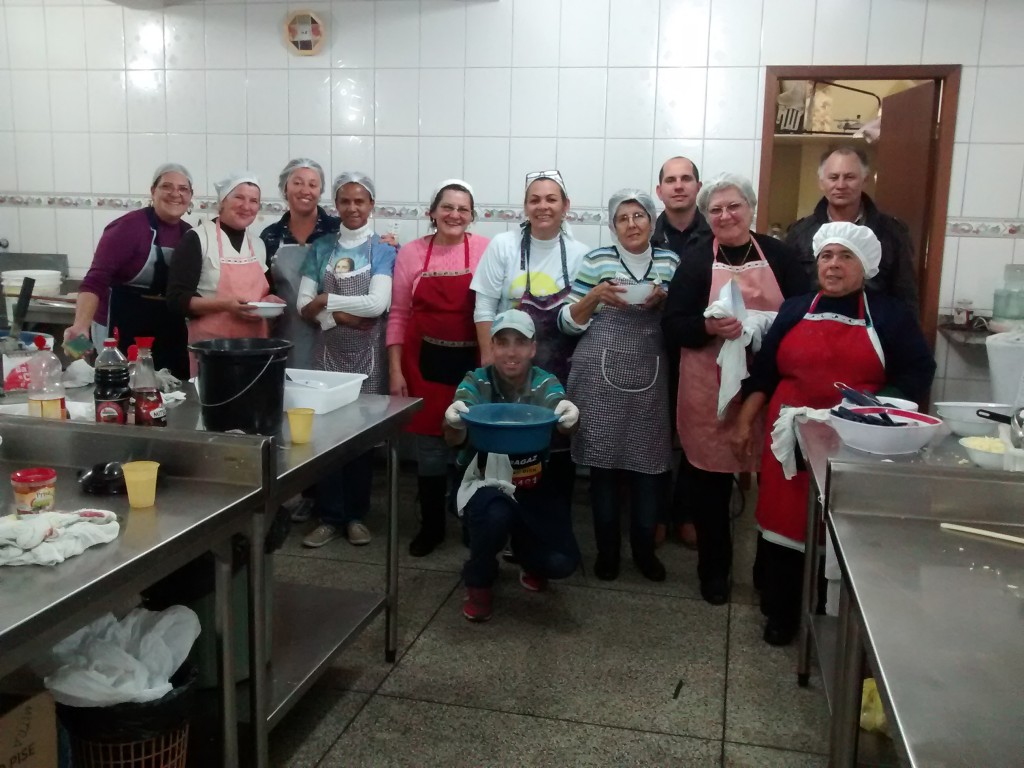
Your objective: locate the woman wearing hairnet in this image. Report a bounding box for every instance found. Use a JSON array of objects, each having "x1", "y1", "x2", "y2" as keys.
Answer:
[
  {"x1": 166, "y1": 172, "x2": 282, "y2": 376},
  {"x1": 259, "y1": 158, "x2": 339, "y2": 369},
  {"x1": 733, "y1": 222, "x2": 934, "y2": 645},
  {"x1": 387, "y1": 179, "x2": 489, "y2": 557},
  {"x1": 66, "y1": 163, "x2": 194, "y2": 378},
  {"x1": 661, "y1": 174, "x2": 807, "y2": 607},
  {"x1": 559, "y1": 190, "x2": 680, "y2": 582},
  {"x1": 298, "y1": 172, "x2": 397, "y2": 549}
]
